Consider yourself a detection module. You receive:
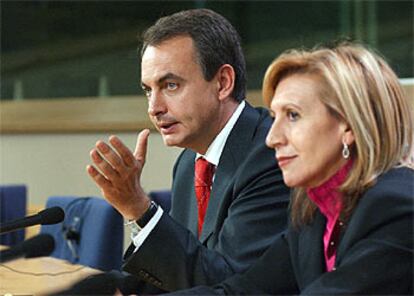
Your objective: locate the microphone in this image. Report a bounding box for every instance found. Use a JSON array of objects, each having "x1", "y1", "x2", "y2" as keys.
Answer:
[
  {"x1": 0, "y1": 206, "x2": 65, "y2": 234},
  {"x1": 0, "y1": 233, "x2": 55, "y2": 263}
]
